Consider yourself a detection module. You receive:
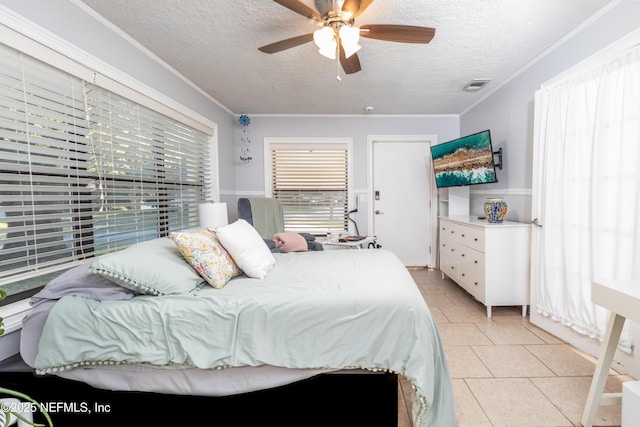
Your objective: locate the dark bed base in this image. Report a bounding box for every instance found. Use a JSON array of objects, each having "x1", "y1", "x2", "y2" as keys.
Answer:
[{"x1": 0, "y1": 367, "x2": 398, "y2": 427}]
